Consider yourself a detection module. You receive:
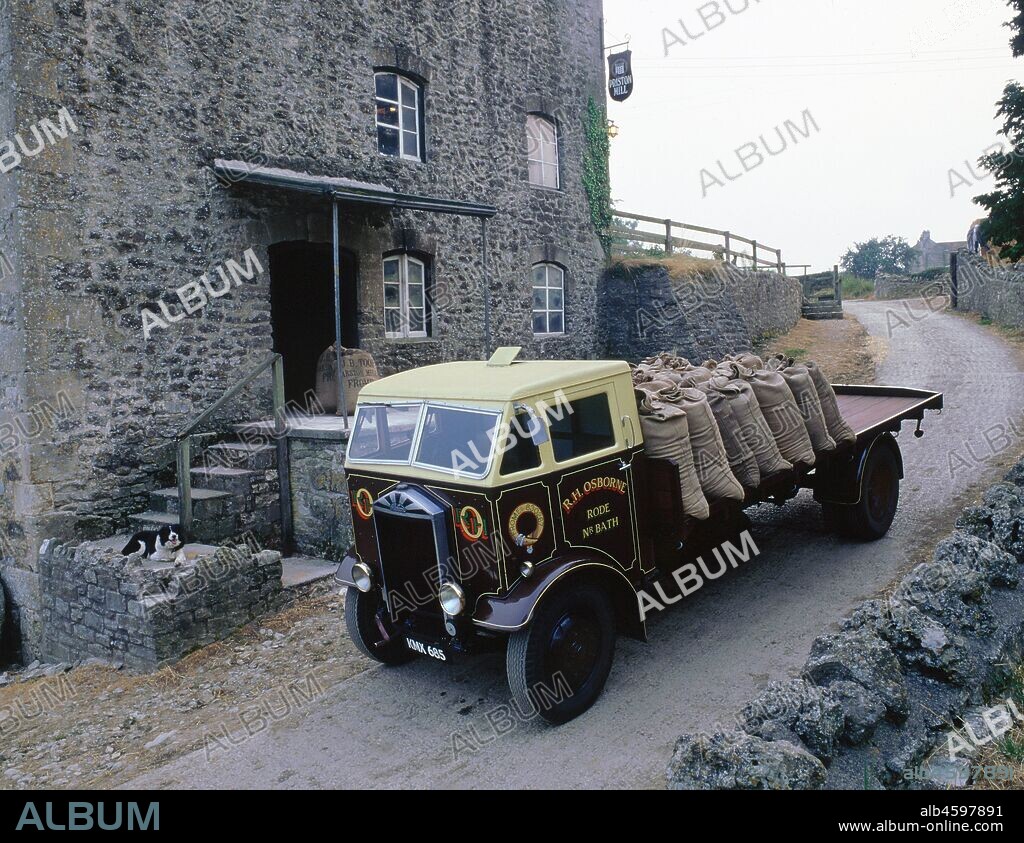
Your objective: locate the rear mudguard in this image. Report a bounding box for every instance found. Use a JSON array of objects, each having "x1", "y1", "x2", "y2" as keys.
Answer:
[
  {"x1": 473, "y1": 555, "x2": 647, "y2": 642},
  {"x1": 814, "y1": 433, "x2": 904, "y2": 506}
]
